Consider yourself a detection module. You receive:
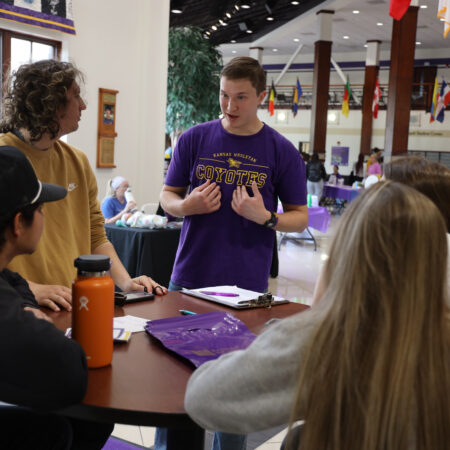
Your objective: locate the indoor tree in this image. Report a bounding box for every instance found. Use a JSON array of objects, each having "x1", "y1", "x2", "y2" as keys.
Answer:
[{"x1": 166, "y1": 26, "x2": 222, "y2": 147}]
